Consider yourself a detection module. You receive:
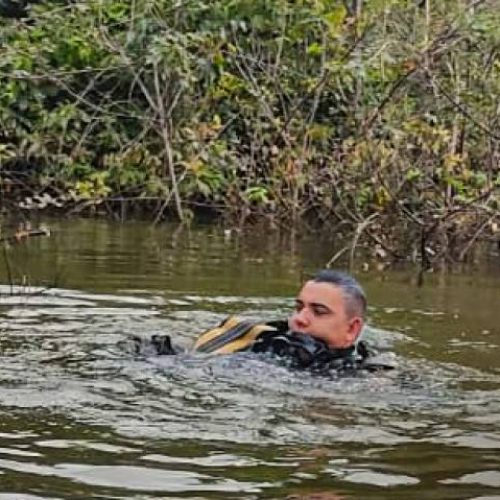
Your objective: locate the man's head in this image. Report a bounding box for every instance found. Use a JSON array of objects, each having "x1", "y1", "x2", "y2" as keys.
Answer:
[{"x1": 288, "y1": 270, "x2": 366, "y2": 349}]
